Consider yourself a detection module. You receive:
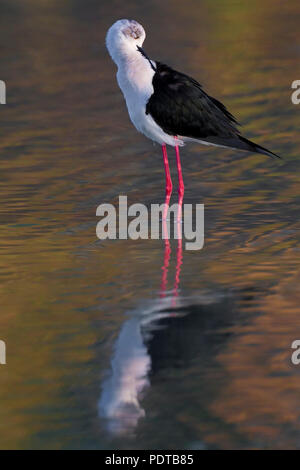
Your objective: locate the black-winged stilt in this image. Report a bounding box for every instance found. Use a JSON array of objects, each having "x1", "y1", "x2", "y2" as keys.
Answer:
[{"x1": 106, "y1": 19, "x2": 280, "y2": 198}]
